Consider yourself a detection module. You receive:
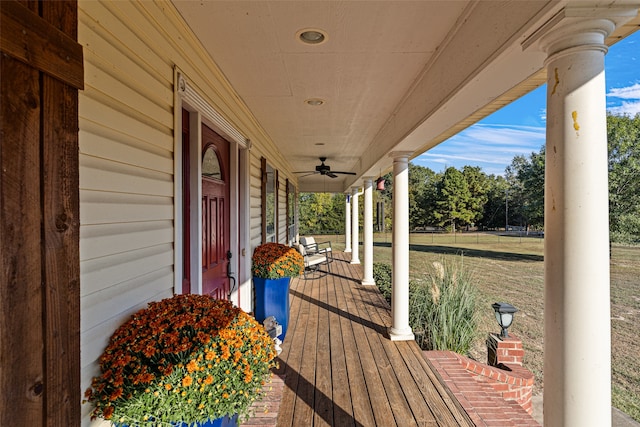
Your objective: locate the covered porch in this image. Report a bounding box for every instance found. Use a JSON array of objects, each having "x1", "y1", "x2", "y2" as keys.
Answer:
[
  {"x1": 242, "y1": 252, "x2": 541, "y2": 426},
  {"x1": 2, "y1": 1, "x2": 640, "y2": 426}
]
